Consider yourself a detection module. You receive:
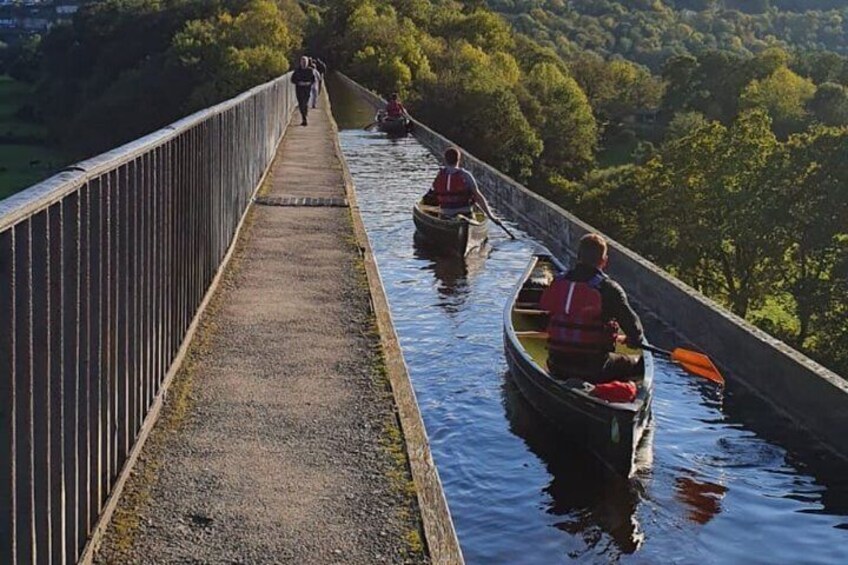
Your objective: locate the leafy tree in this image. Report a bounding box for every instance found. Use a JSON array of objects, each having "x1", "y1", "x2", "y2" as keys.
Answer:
[
  {"x1": 740, "y1": 66, "x2": 815, "y2": 137},
  {"x1": 665, "y1": 111, "x2": 709, "y2": 141},
  {"x1": 779, "y1": 127, "x2": 848, "y2": 353},
  {"x1": 416, "y1": 77, "x2": 542, "y2": 180},
  {"x1": 807, "y1": 82, "x2": 848, "y2": 126},
  {"x1": 524, "y1": 62, "x2": 597, "y2": 178},
  {"x1": 641, "y1": 110, "x2": 785, "y2": 317},
  {"x1": 172, "y1": 0, "x2": 296, "y2": 107}
]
